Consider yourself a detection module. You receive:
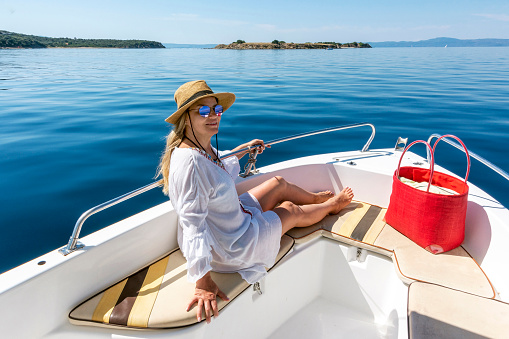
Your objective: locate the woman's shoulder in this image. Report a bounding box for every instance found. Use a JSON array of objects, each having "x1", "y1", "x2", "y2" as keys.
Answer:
[
  {"x1": 171, "y1": 147, "x2": 215, "y2": 169},
  {"x1": 169, "y1": 149, "x2": 205, "y2": 188},
  {"x1": 172, "y1": 146, "x2": 196, "y2": 157},
  {"x1": 172, "y1": 147, "x2": 200, "y2": 165}
]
